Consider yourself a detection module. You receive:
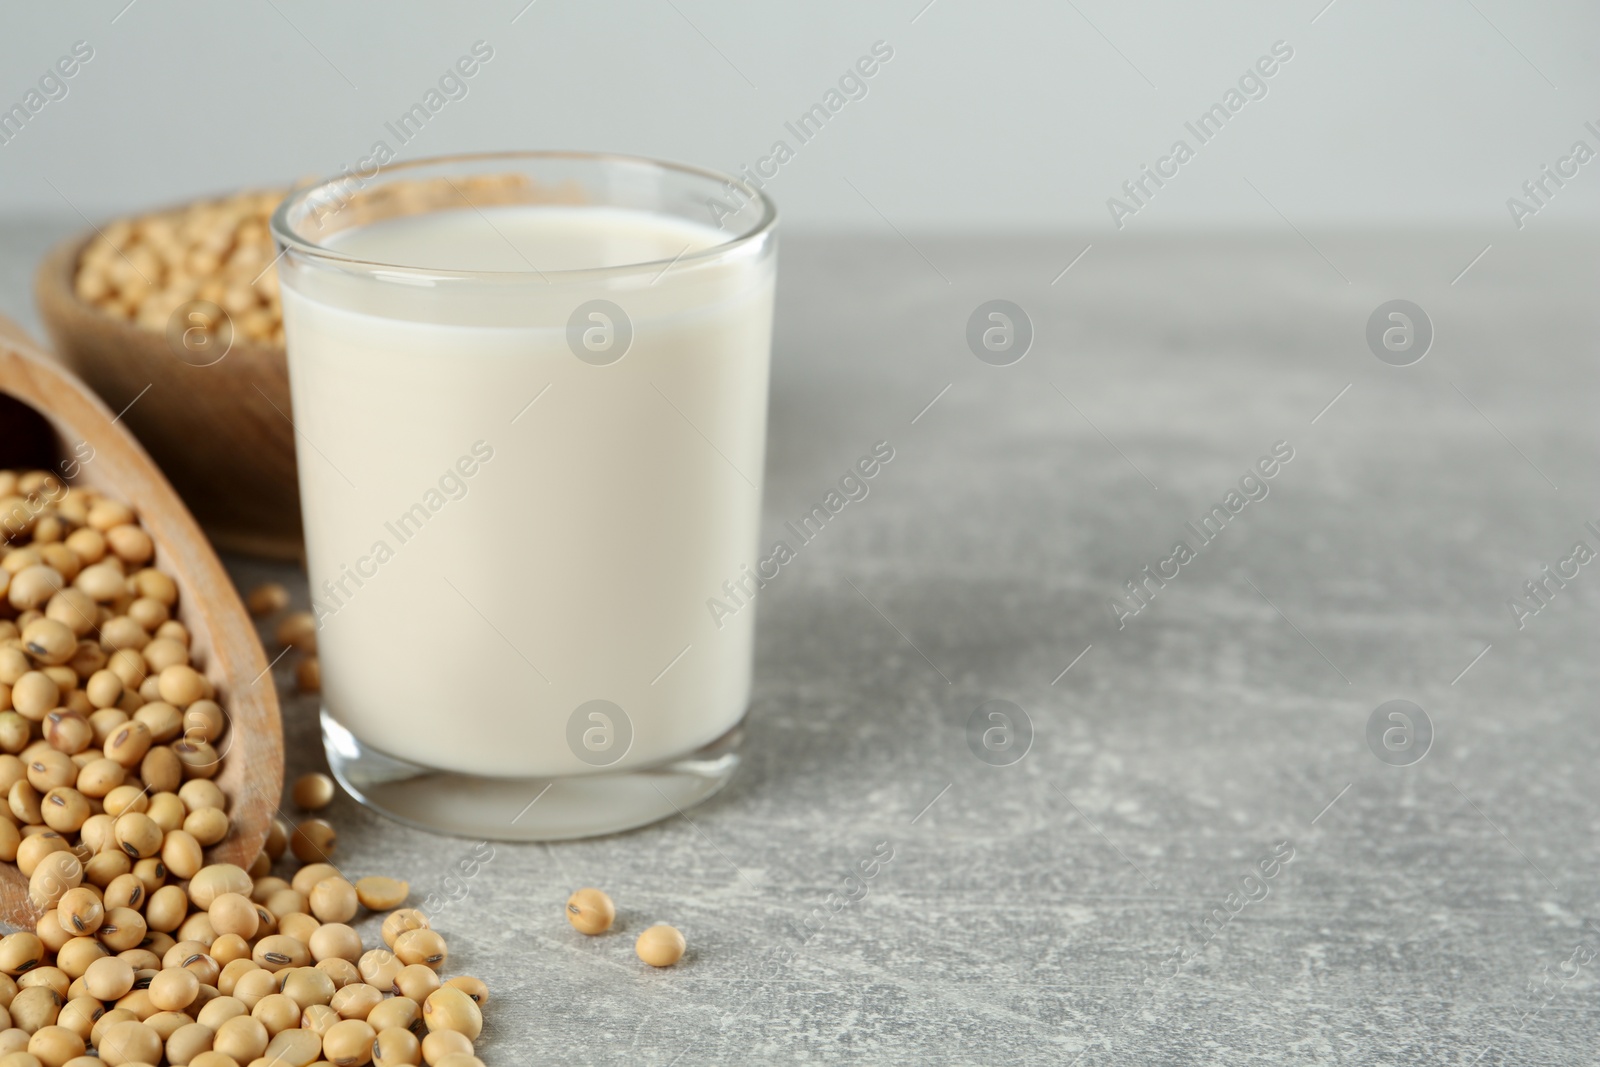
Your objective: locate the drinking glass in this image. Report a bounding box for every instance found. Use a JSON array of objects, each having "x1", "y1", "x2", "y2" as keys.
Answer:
[{"x1": 270, "y1": 151, "x2": 777, "y2": 839}]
